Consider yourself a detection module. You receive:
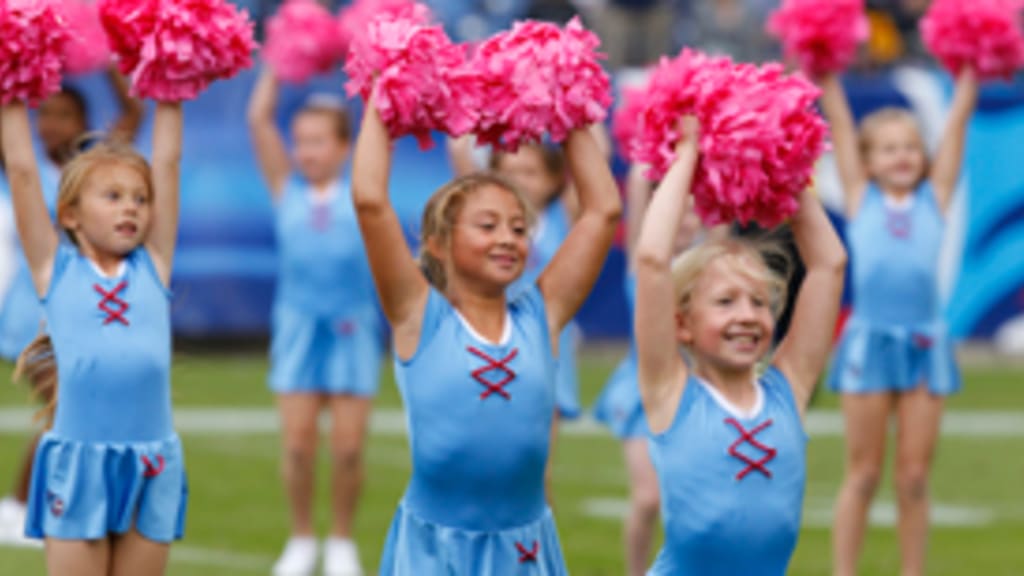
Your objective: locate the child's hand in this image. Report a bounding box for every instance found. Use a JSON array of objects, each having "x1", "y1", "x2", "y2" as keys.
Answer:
[{"x1": 675, "y1": 115, "x2": 700, "y2": 153}]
